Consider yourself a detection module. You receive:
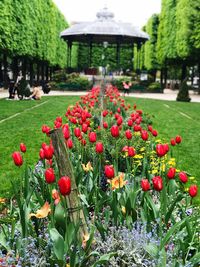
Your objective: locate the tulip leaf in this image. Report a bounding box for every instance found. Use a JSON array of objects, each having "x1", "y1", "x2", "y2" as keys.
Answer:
[
  {"x1": 50, "y1": 228, "x2": 65, "y2": 261},
  {"x1": 79, "y1": 194, "x2": 89, "y2": 207},
  {"x1": 91, "y1": 252, "x2": 117, "y2": 267},
  {"x1": 165, "y1": 193, "x2": 184, "y2": 224},
  {"x1": 145, "y1": 243, "x2": 158, "y2": 258},
  {"x1": 160, "y1": 218, "x2": 186, "y2": 249}
]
